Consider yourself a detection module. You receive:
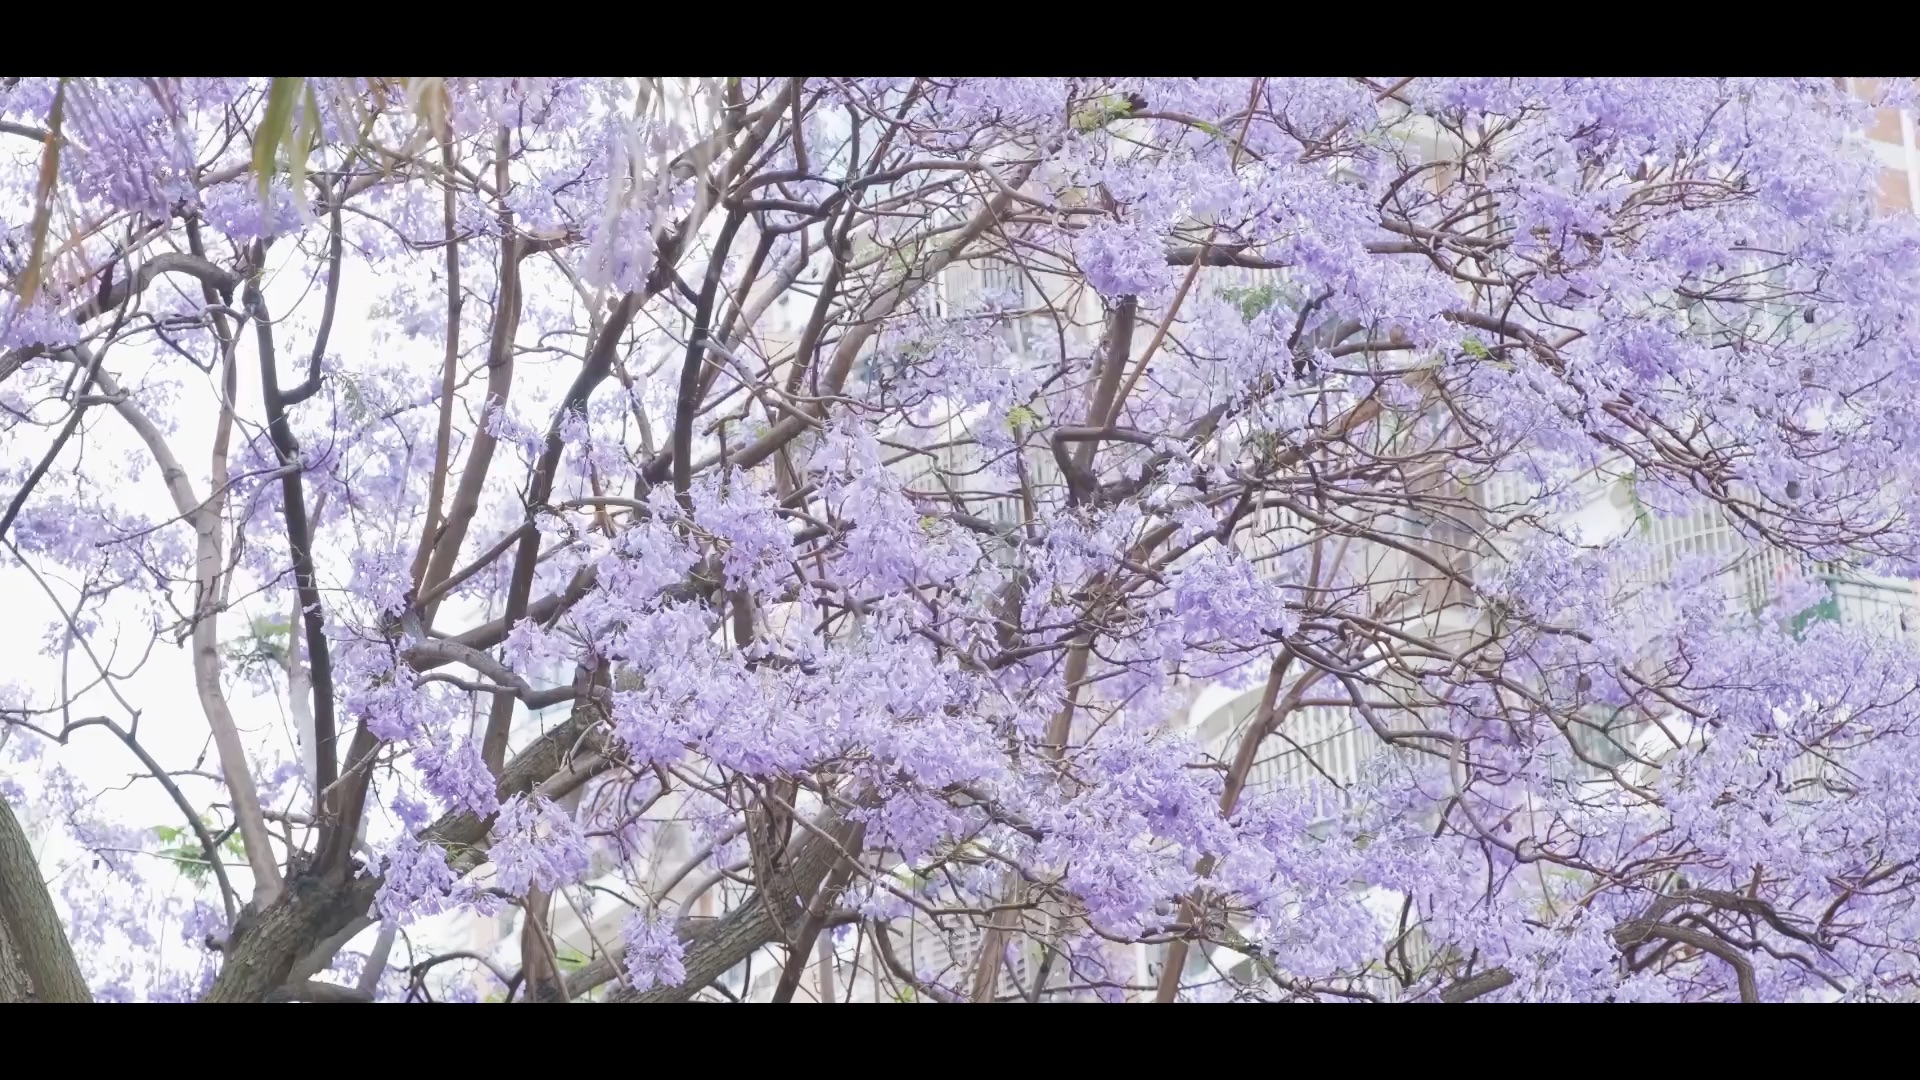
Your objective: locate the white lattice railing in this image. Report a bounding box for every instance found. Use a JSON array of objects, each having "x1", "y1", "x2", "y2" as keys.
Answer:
[
  {"x1": 829, "y1": 915, "x2": 1033, "y2": 1003},
  {"x1": 1197, "y1": 690, "x2": 1428, "y2": 825},
  {"x1": 1629, "y1": 495, "x2": 1919, "y2": 642},
  {"x1": 1241, "y1": 502, "x2": 1306, "y2": 583},
  {"x1": 888, "y1": 415, "x2": 1035, "y2": 534}
]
